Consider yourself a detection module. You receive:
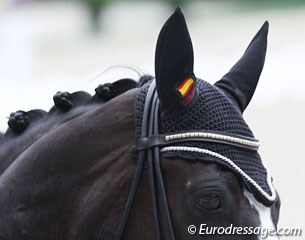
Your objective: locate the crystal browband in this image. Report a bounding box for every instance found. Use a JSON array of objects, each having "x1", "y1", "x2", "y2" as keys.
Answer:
[{"x1": 137, "y1": 130, "x2": 260, "y2": 151}]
